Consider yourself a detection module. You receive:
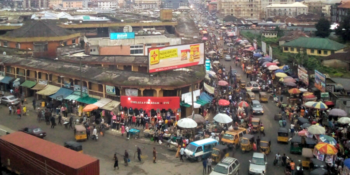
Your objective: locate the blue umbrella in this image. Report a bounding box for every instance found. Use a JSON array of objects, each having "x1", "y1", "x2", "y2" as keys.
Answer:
[
  {"x1": 253, "y1": 53, "x2": 262, "y2": 57},
  {"x1": 319, "y1": 134, "x2": 337, "y2": 145},
  {"x1": 275, "y1": 69, "x2": 284, "y2": 73},
  {"x1": 263, "y1": 56, "x2": 272, "y2": 62},
  {"x1": 344, "y1": 158, "x2": 350, "y2": 169}
]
